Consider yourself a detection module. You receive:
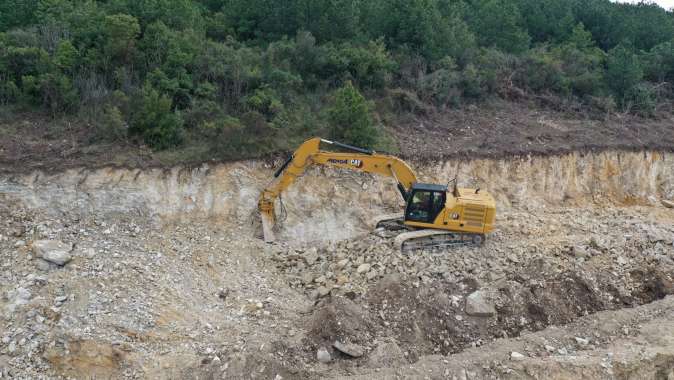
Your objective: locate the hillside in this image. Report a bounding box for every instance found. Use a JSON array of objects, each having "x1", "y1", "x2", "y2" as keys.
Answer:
[
  {"x1": 1, "y1": 0, "x2": 673, "y2": 167},
  {"x1": 2, "y1": 99, "x2": 674, "y2": 175}
]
